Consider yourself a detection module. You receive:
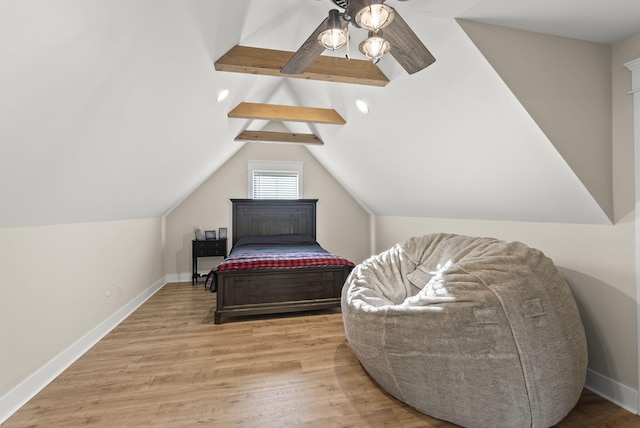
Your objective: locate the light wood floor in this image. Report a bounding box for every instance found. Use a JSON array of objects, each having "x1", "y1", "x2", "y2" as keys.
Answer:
[{"x1": 4, "y1": 283, "x2": 640, "y2": 427}]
